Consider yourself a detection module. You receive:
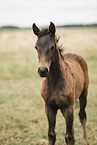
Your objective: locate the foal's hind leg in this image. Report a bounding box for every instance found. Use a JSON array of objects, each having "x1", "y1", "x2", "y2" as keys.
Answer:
[
  {"x1": 45, "y1": 104, "x2": 57, "y2": 145},
  {"x1": 79, "y1": 88, "x2": 89, "y2": 145}
]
